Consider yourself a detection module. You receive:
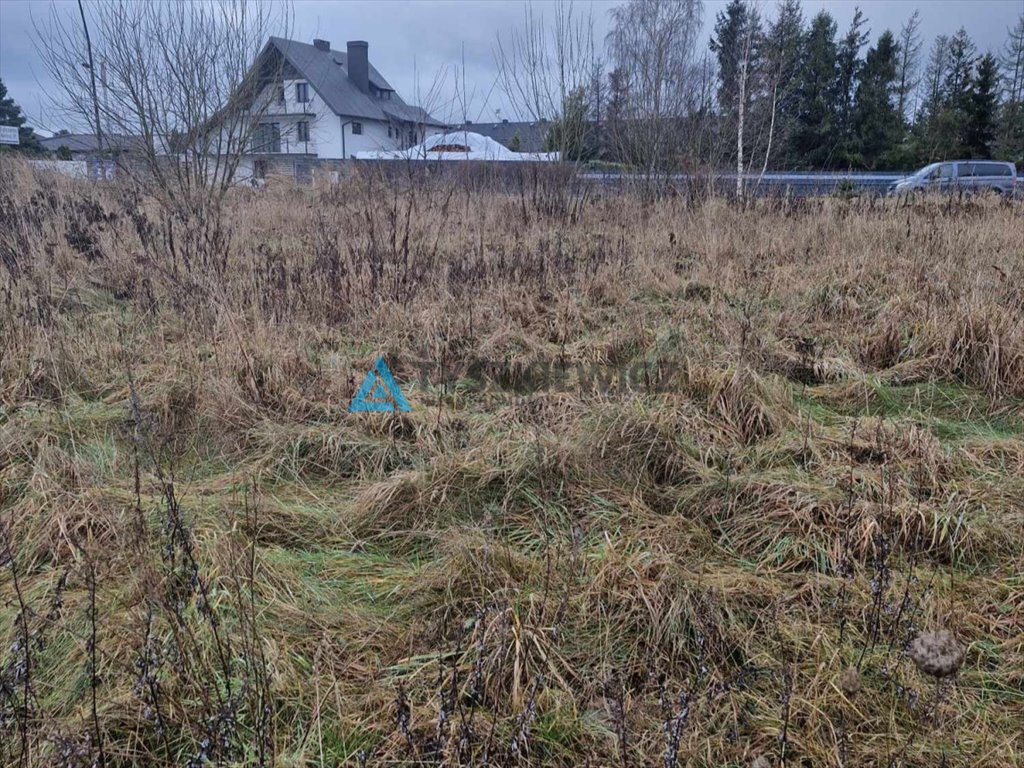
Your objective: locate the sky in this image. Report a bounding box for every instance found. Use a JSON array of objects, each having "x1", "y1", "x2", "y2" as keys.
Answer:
[{"x1": 1, "y1": 0, "x2": 1021, "y2": 135}]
